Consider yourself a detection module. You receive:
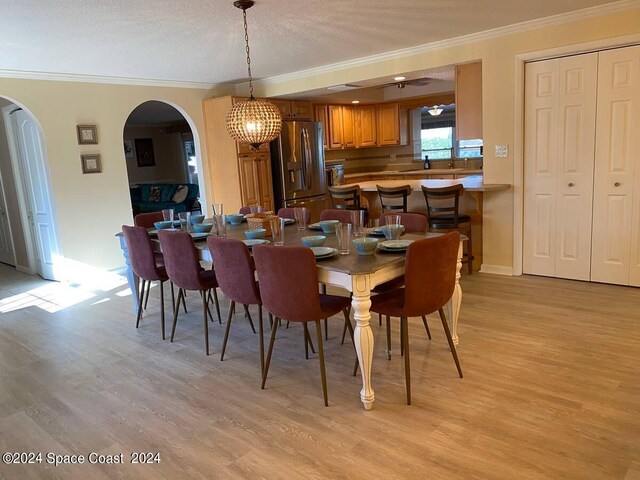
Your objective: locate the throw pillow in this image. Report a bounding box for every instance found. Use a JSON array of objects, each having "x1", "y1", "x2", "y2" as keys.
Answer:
[
  {"x1": 172, "y1": 185, "x2": 188, "y2": 203},
  {"x1": 149, "y1": 186, "x2": 162, "y2": 202}
]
